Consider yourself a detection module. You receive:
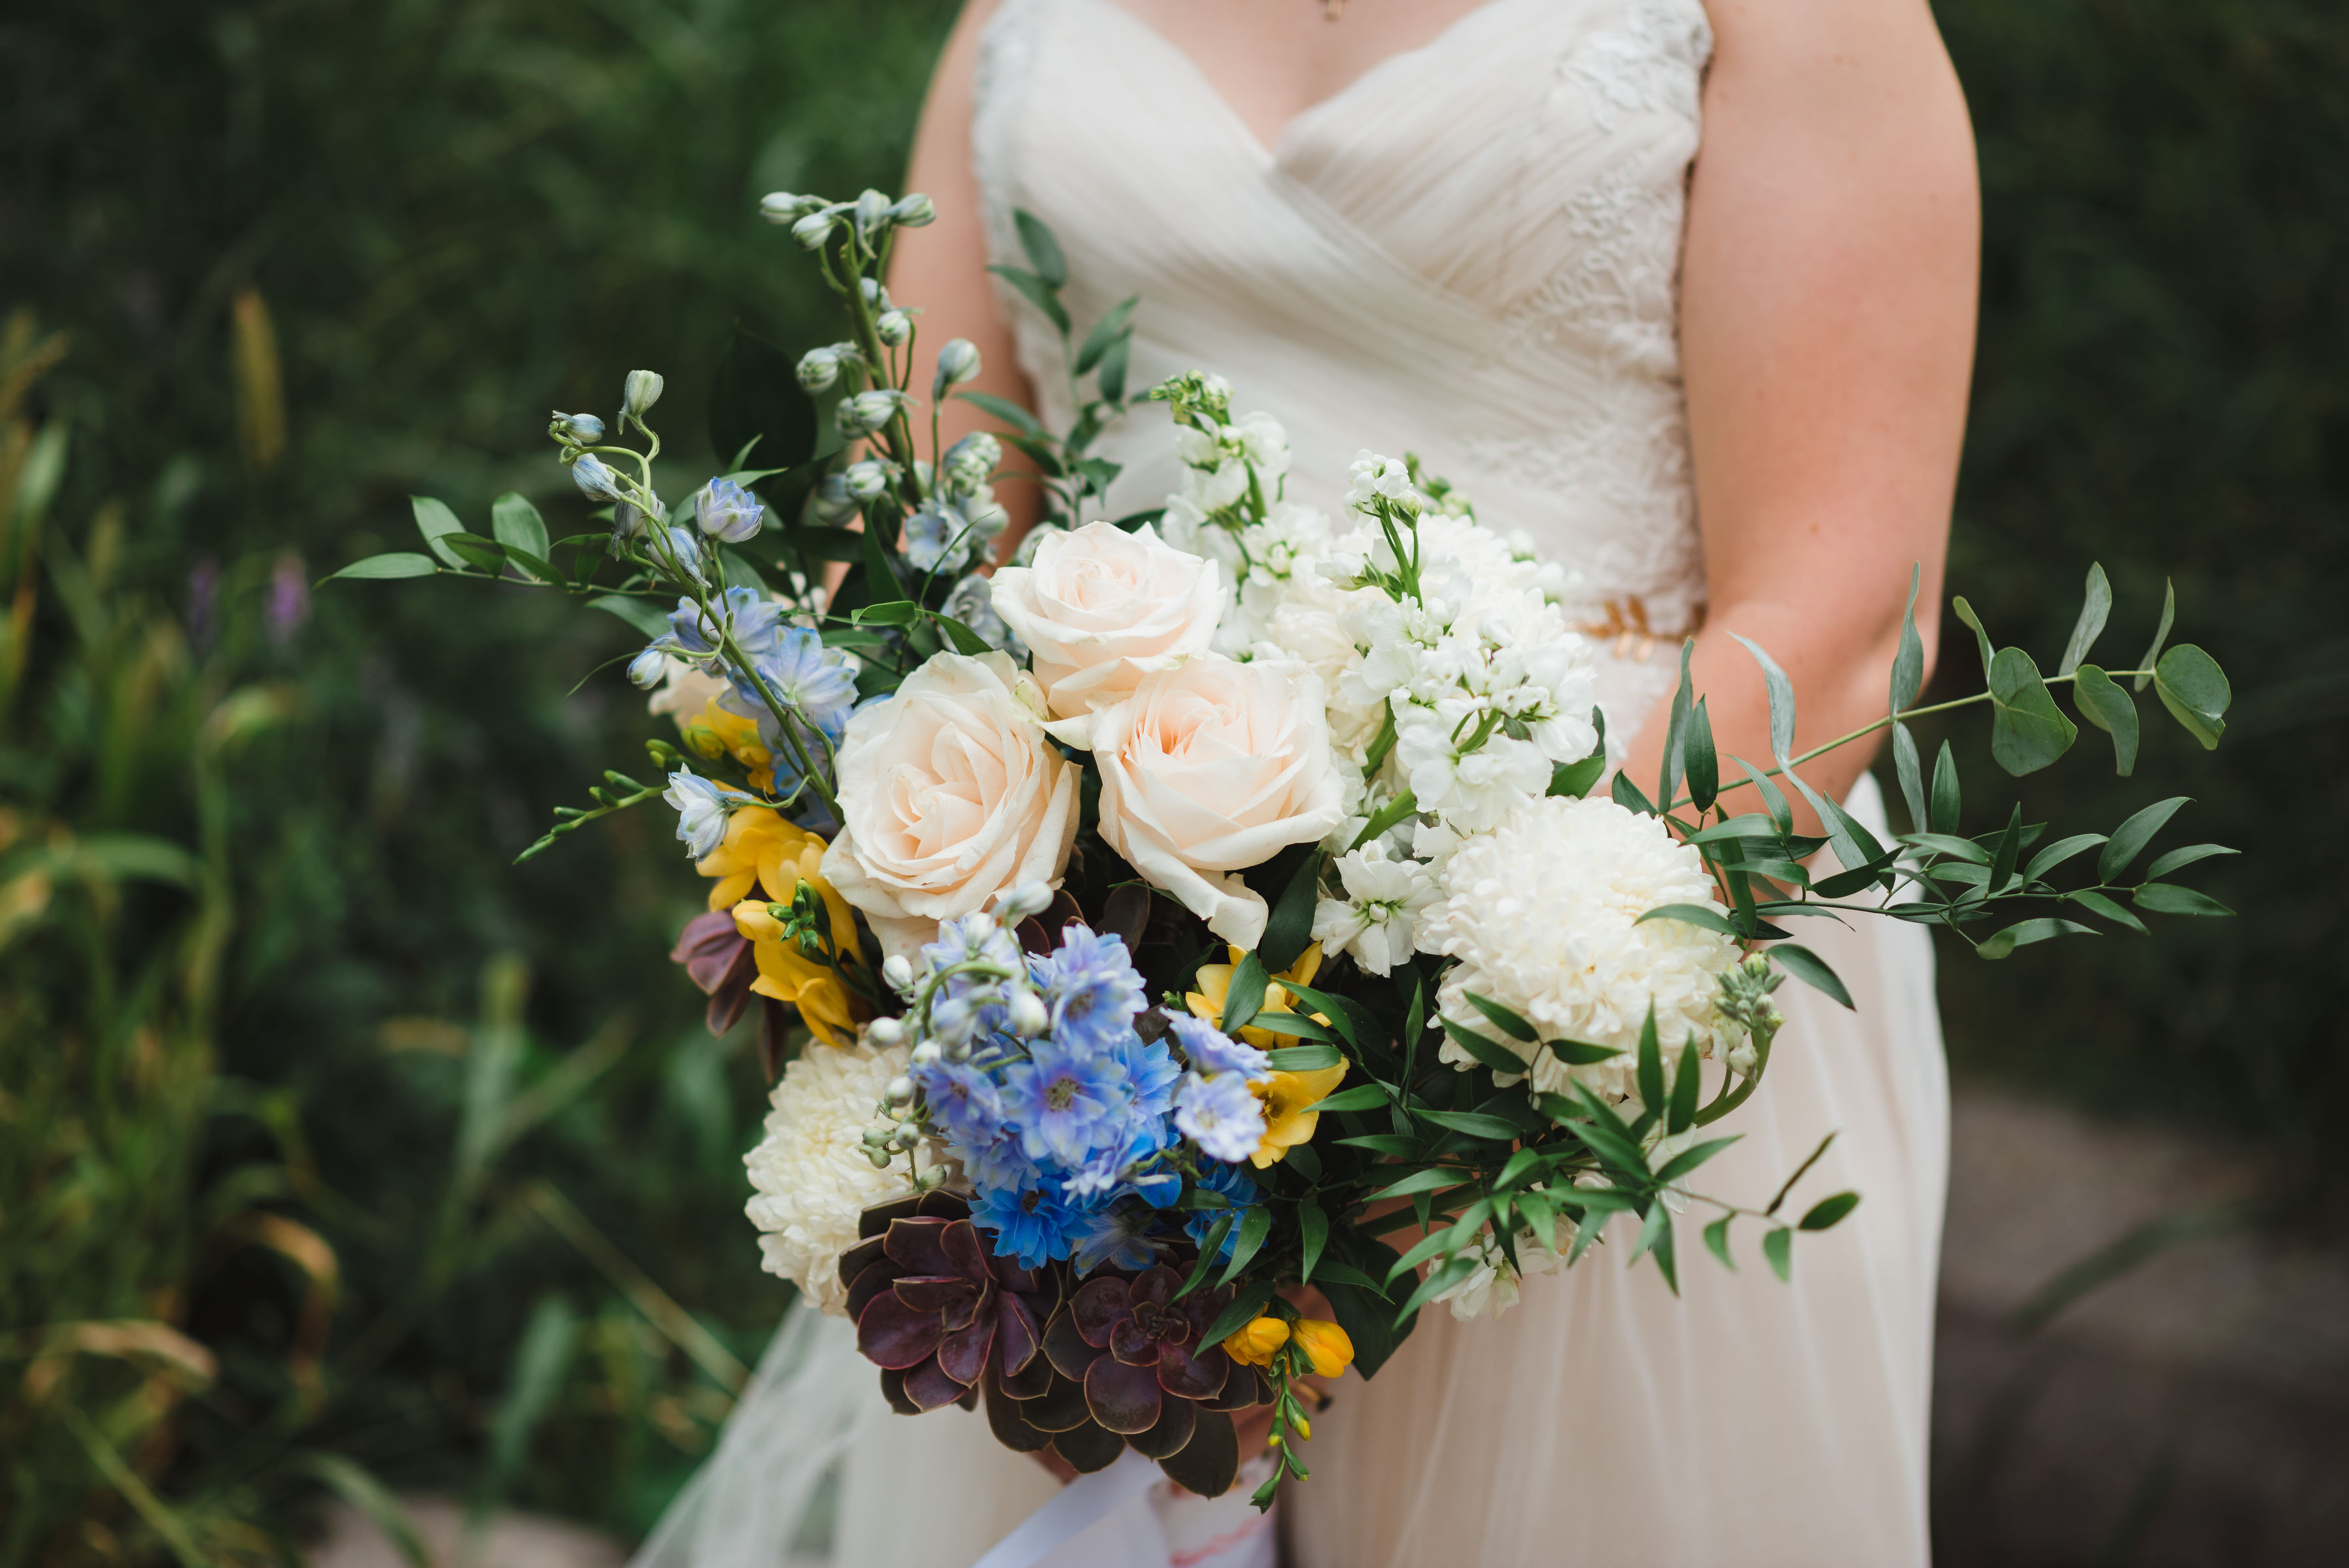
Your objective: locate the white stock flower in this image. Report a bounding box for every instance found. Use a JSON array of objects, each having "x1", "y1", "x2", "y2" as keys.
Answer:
[
  {"x1": 1084, "y1": 656, "x2": 1346, "y2": 948},
  {"x1": 1432, "y1": 1212, "x2": 1575, "y2": 1323},
  {"x1": 989, "y1": 521, "x2": 1223, "y2": 718},
  {"x1": 743, "y1": 1031, "x2": 916, "y2": 1316},
  {"x1": 1311, "y1": 840, "x2": 1437, "y2": 976},
  {"x1": 1420, "y1": 795, "x2": 1740, "y2": 1103},
  {"x1": 821, "y1": 651, "x2": 1079, "y2": 963},
  {"x1": 1393, "y1": 715, "x2": 1552, "y2": 834}
]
